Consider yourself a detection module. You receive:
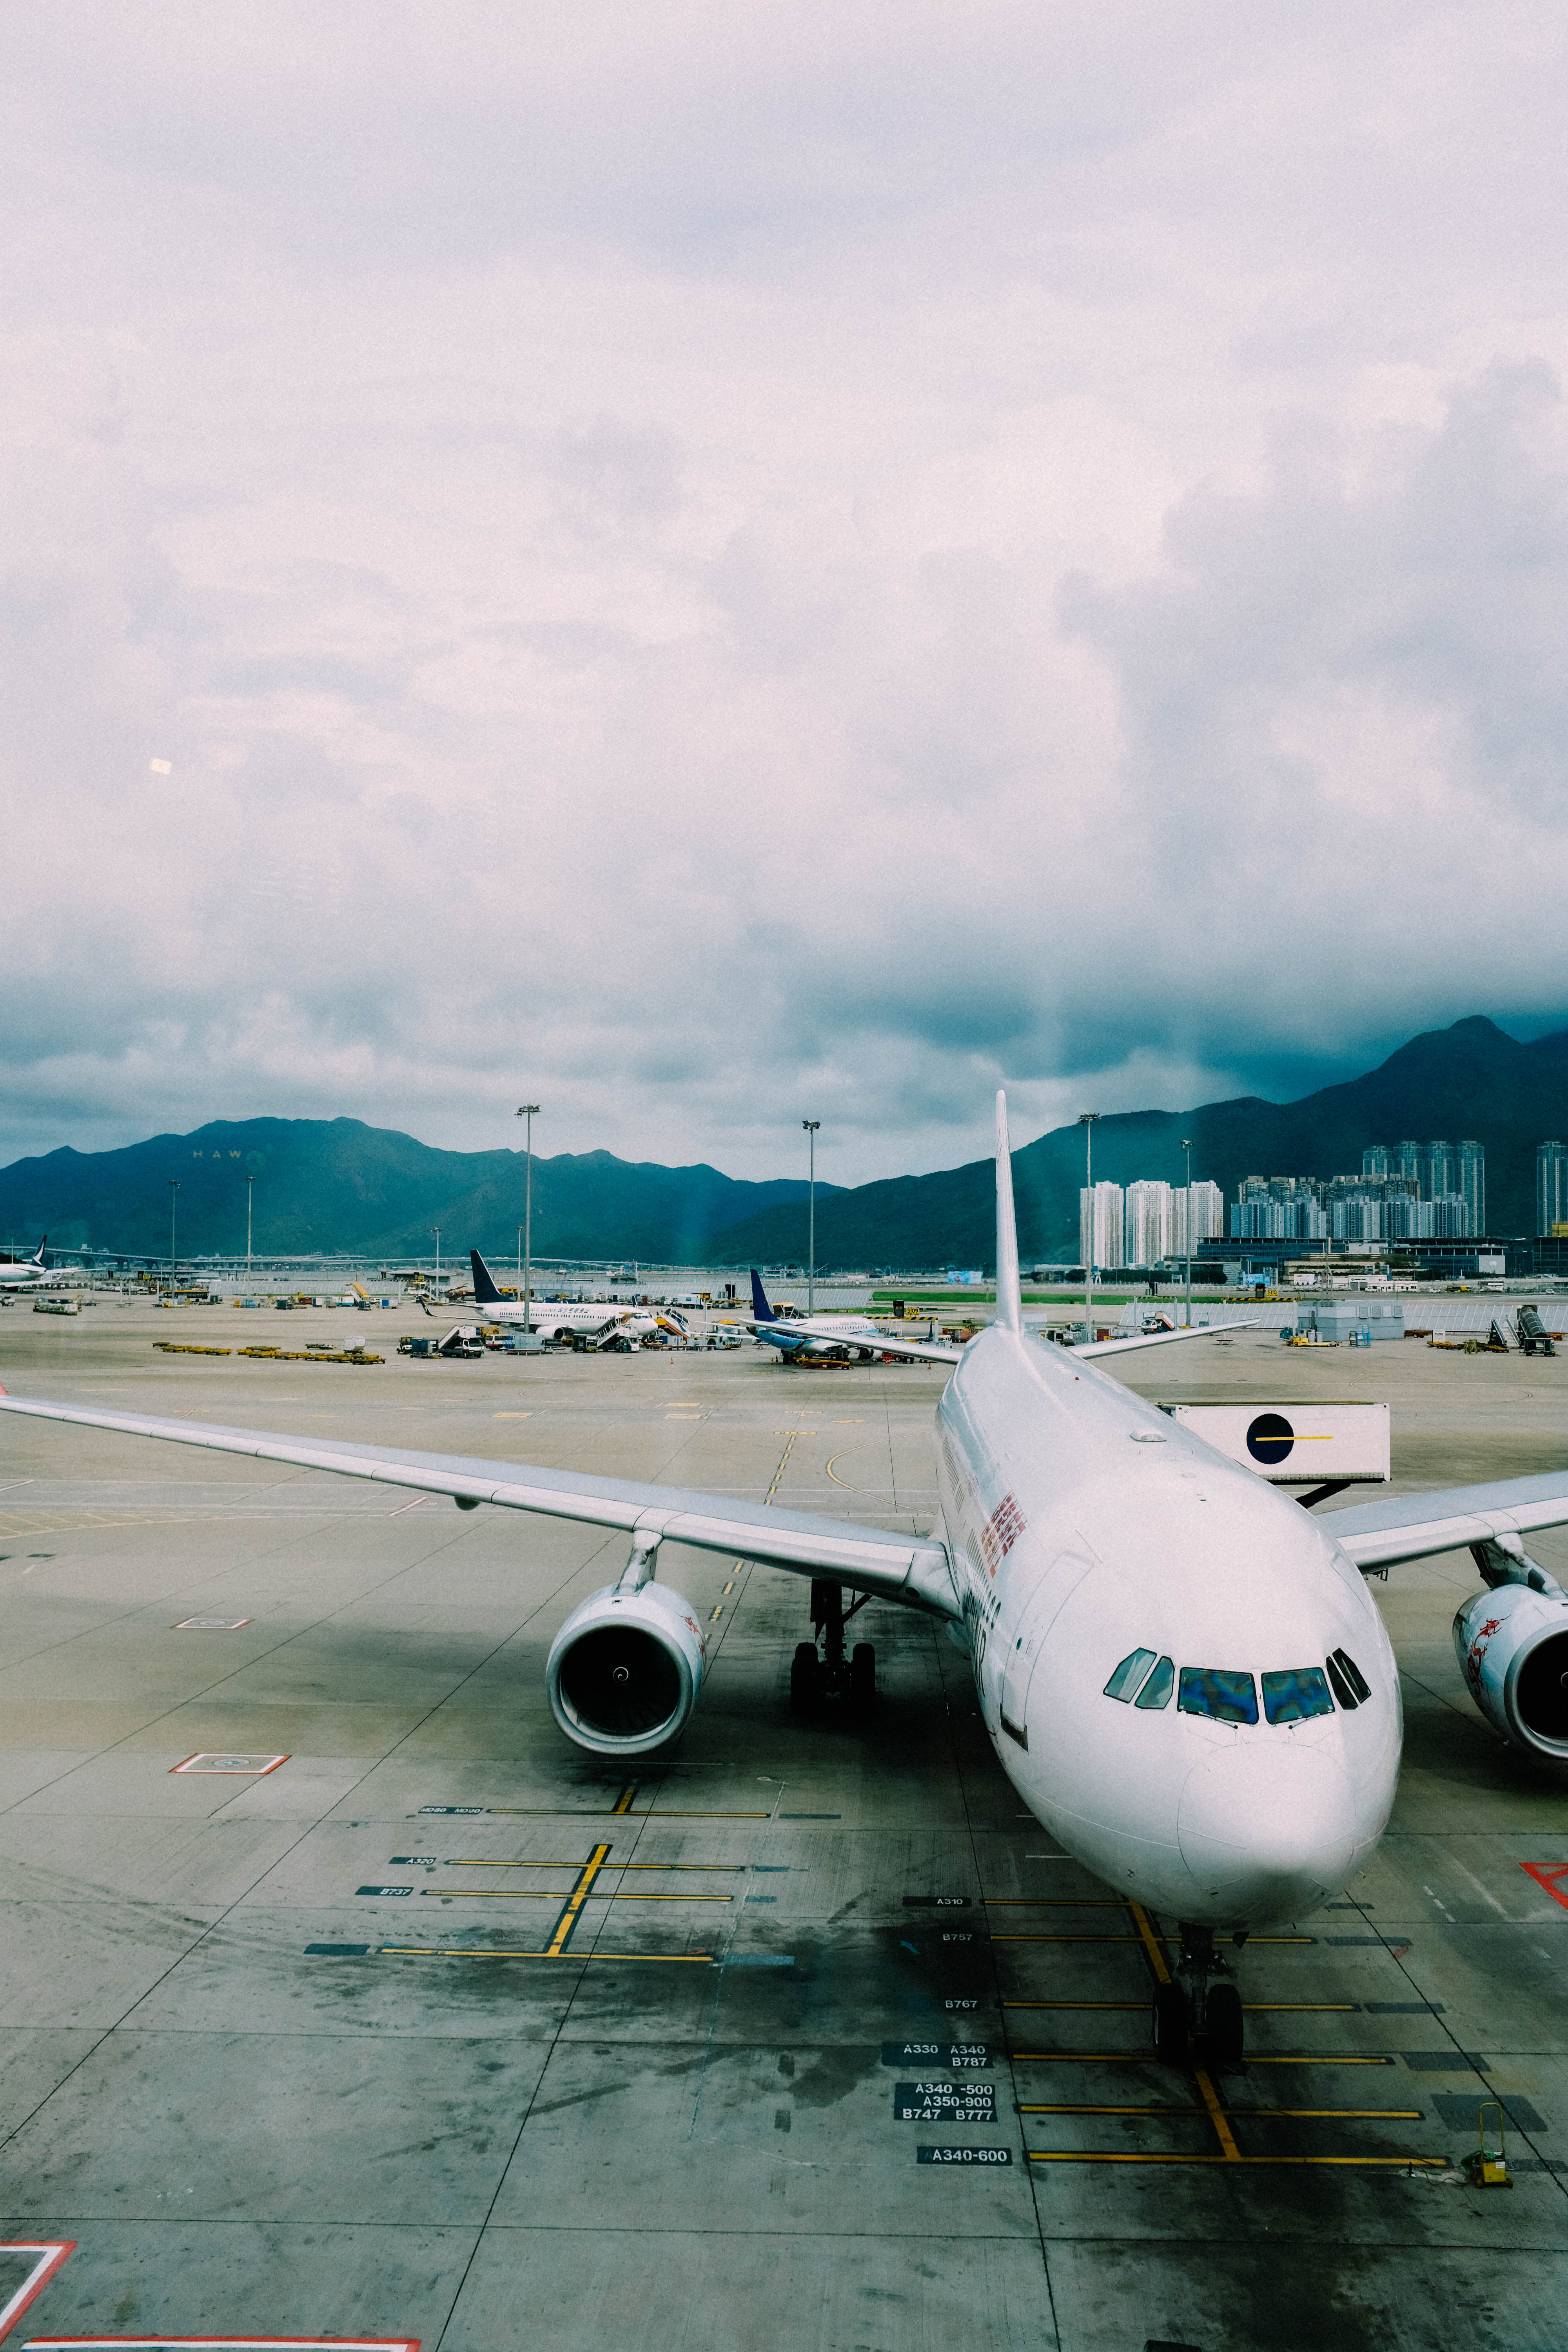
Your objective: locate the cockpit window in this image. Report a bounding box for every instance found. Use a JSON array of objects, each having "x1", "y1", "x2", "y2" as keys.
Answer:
[
  {"x1": 1261, "y1": 1667, "x2": 1335, "y2": 1724},
  {"x1": 1134, "y1": 1655, "x2": 1174, "y2": 1710},
  {"x1": 1325, "y1": 1648, "x2": 1370, "y2": 1709},
  {"x1": 1177, "y1": 1668, "x2": 1259, "y2": 1725},
  {"x1": 1104, "y1": 1648, "x2": 1157, "y2": 1701}
]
